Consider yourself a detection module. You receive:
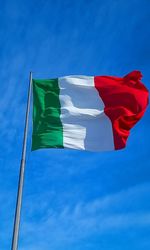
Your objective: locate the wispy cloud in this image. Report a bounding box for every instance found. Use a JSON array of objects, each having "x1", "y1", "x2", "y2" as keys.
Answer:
[{"x1": 19, "y1": 182, "x2": 150, "y2": 249}]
